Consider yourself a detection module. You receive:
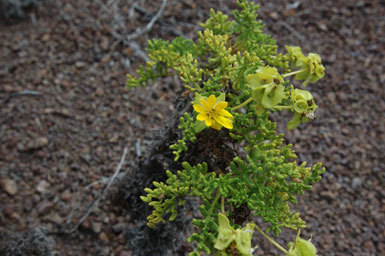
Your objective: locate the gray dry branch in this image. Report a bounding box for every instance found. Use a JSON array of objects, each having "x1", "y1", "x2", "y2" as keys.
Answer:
[
  {"x1": 98, "y1": 0, "x2": 168, "y2": 62},
  {"x1": 63, "y1": 145, "x2": 129, "y2": 234}
]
